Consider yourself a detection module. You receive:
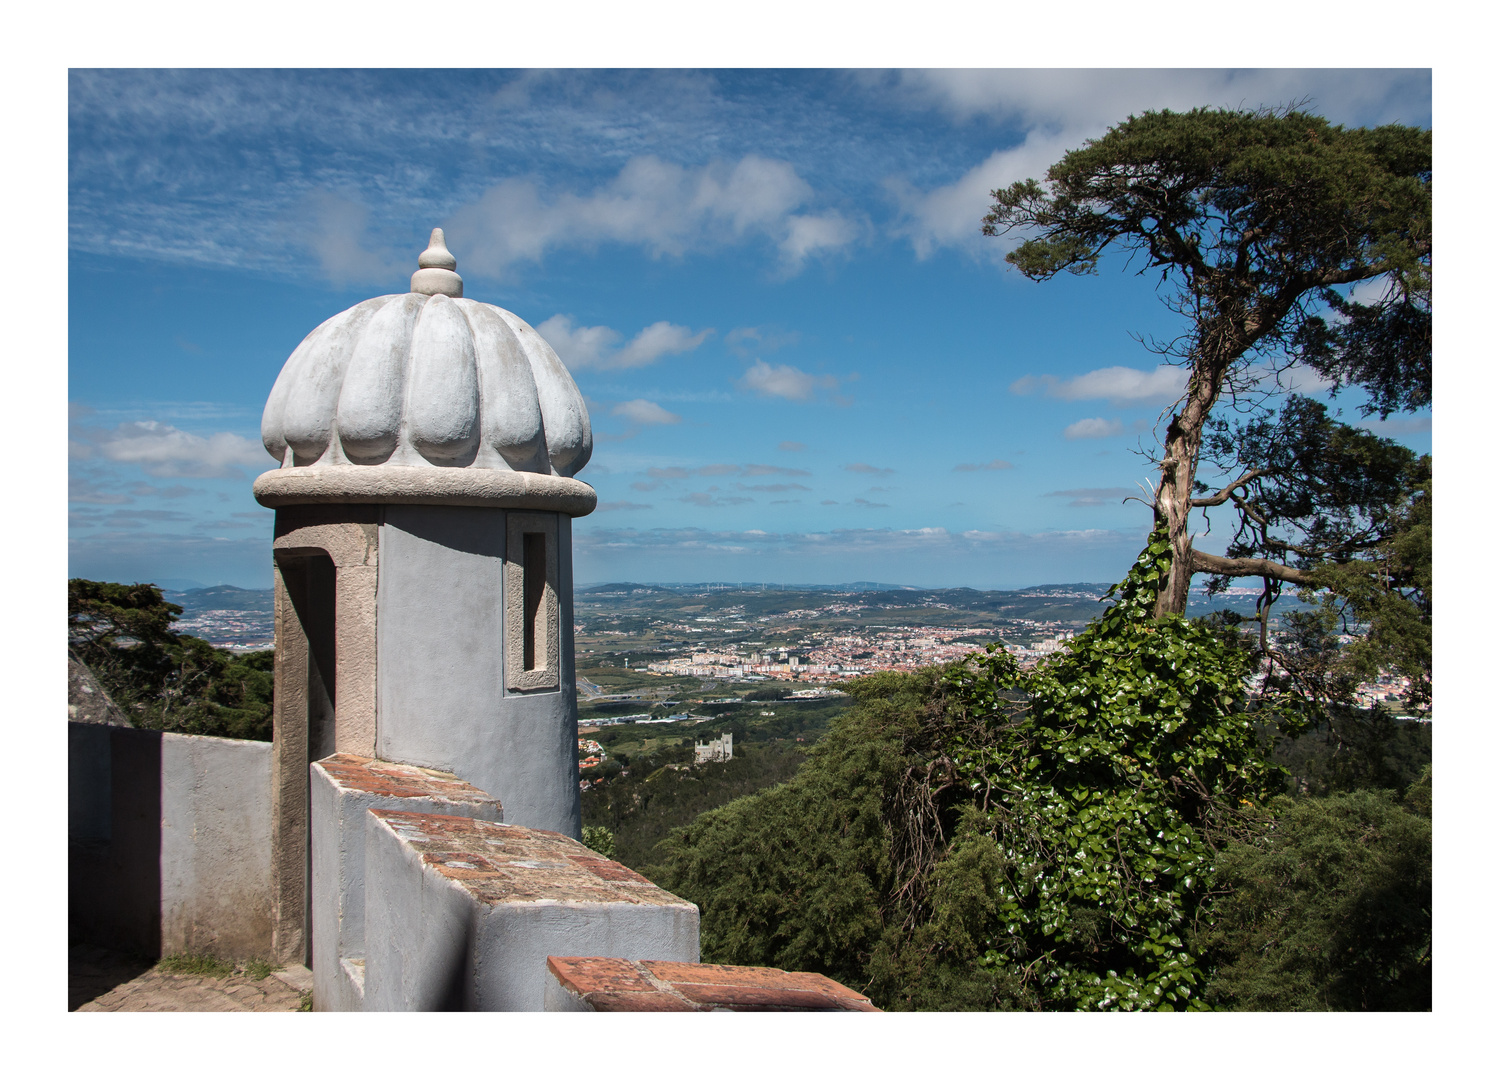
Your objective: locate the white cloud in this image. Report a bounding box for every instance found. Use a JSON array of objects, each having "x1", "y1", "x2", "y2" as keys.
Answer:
[
  {"x1": 779, "y1": 212, "x2": 860, "y2": 271},
  {"x1": 888, "y1": 69, "x2": 1430, "y2": 134},
  {"x1": 637, "y1": 463, "x2": 811, "y2": 483},
  {"x1": 1011, "y1": 365, "x2": 1187, "y2": 405},
  {"x1": 611, "y1": 399, "x2": 681, "y2": 426},
  {"x1": 1045, "y1": 487, "x2": 1139, "y2": 507},
  {"x1": 727, "y1": 327, "x2": 800, "y2": 357},
  {"x1": 739, "y1": 359, "x2": 838, "y2": 401},
  {"x1": 681, "y1": 491, "x2": 754, "y2": 508},
  {"x1": 69, "y1": 477, "x2": 133, "y2": 505},
  {"x1": 881, "y1": 71, "x2": 1431, "y2": 263},
  {"x1": 300, "y1": 191, "x2": 407, "y2": 287},
  {"x1": 1346, "y1": 275, "x2": 1397, "y2": 306},
  {"x1": 1063, "y1": 418, "x2": 1125, "y2": 440},
  {"x1": 70, "y1": 71, "x2": 1427, "y2": 283},
  {"x1": 886, "y1": 134, "x2": 1078, "y2": 260},
  {"x1": 574, "y1": 524, "x2": 1146, "y2": 574},
  {"x1": 85, "y1": 421, "x2": 269, "y2": 479},
  {"x1": 616, "y1": 322, "x2": 713, "y2": 368},
  {"x1": 742, "y1": 464, "x2": 810, "y2": 477},
  {"x1": 538, "y1": 315, "x2": 711, "y2": 371},
  {"x1": 1248, "y1": 363, "x2": 1336, "y2": 396},
  {"x1": 1013, "y1": 361, "x2": 1334, "y2": 406},
  {"x1": 737, "y1": 482, "x2": 811, "y2": 493},
  {"x1": 536, "y1": 315, "x2": 621, "y2": 368},
  {"x1": 1359, "y1": 415, "x2": 1432, "y2": 436},
  {"x1": 447, "y1": 154, "x2": 857, "y2": 276}
]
